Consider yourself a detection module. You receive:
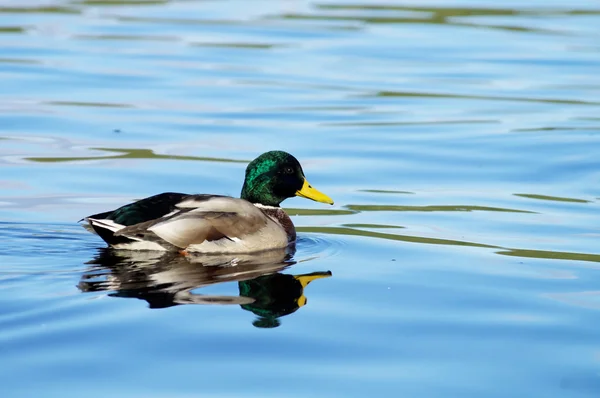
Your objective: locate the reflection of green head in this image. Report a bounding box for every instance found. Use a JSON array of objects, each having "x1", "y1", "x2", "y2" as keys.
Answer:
[
  {"x1": 252, "y1": 317, "x2": 281, "y2": 329},
  {"x1": 238, "y1": 271, "x2": 332, "y2": 328}
]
